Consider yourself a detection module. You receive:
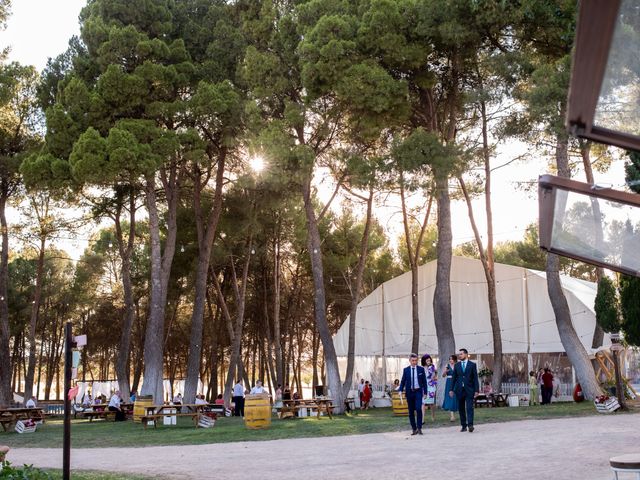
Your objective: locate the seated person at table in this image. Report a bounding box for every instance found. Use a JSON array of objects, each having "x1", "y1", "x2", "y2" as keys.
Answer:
[
  {"x1": 82, "y1": 394, "x2": 93, "y2": 408},
  {"x1": 214, "y1": 394, "x2": 225, "y2": 405},
  {"x1": 25, "y1": 396, "x2": 37, "y2": 408},
  {"x1": 173, "y1": 393, "x2": 183, "y2": 406},
  {"x1": 108, "y1": 391, "x2": 126, "y2": 421},
  {"x1": 129, "y1": 390, "x2": 137, "y2": 403},
  {"x1": 292, "y1": 391, "x2": 301, "y2": 405},
  {"x1": 195, "y1": 394, "x2": 208, "y2": 406},
  {"x1": 250, "y1": 381, "x2": 267, "y2": 395},
  {"x1": 283, "y1": 385, "x2": 292, "y2": 401},
  {"x1": 482, "y1": 381, "x2": 493, "y2": 395}
]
